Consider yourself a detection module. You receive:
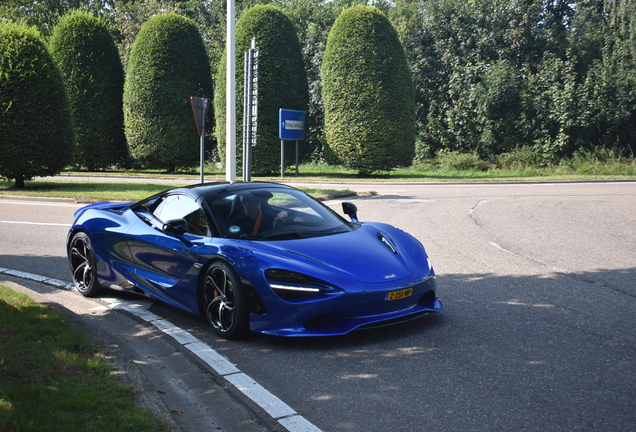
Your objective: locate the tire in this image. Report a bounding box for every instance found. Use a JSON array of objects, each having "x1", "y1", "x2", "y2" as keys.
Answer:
[
  {"x1": 202, "y1": 261, "x2": 250, "y2": 339},
  {"x1": 68, "y1": 232, "x2": 103, "y2": 297}
]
